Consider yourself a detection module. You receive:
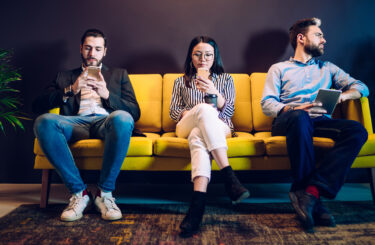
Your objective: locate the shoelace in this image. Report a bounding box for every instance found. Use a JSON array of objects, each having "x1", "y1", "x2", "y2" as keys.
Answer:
[
  {"x1": 102, "y1": 196, "x2": 119, "y2": 211},
  {"x1": 65, "y1": 195, "x2": 85, "y2": 211}
]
